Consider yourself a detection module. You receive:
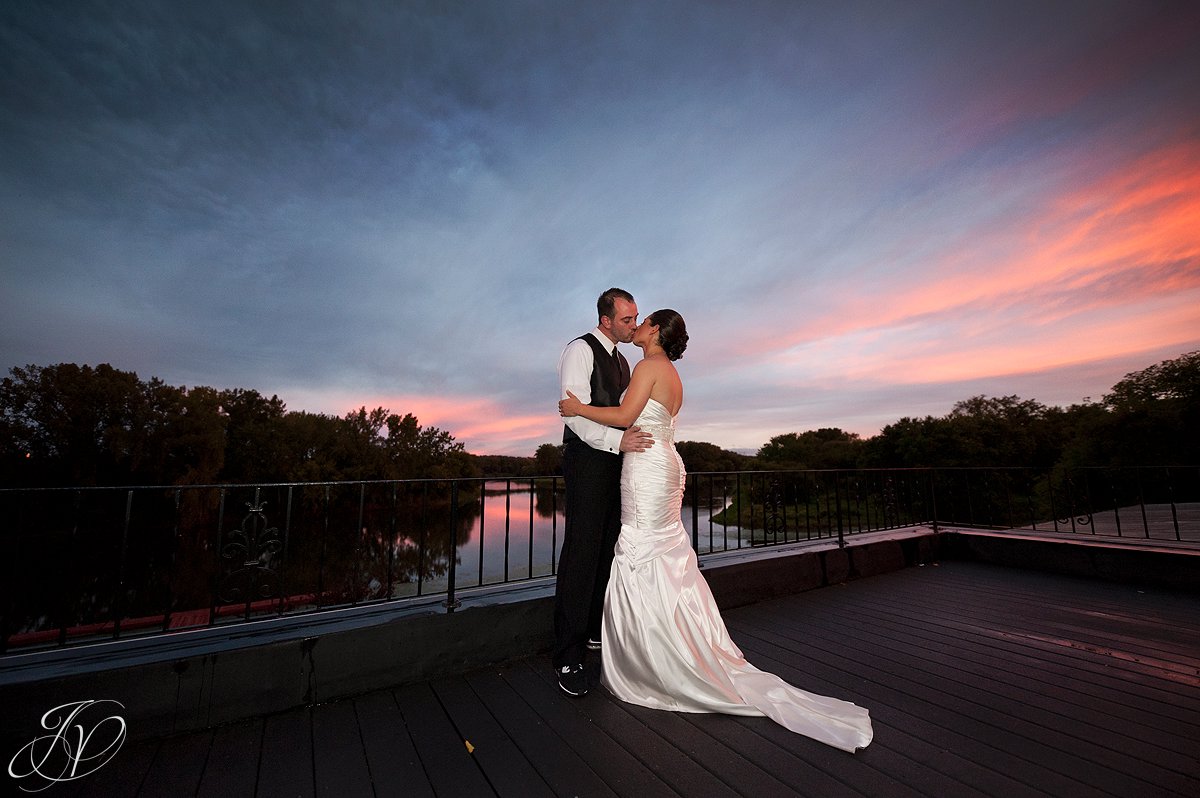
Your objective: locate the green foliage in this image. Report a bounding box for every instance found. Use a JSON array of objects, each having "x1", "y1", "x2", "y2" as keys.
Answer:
[
  {"x1": 757, "y1": 428, "x2": 863, "y2": 469},
  {"x1": 475, "y1": 453, "x2": 539, "y2": 478},
  {"x1": 1089, "y1": 352, "x2": 1200, "y2": 466},
  {"x1": 533, "y1": 443, "x2": 564, "y2": 476},
  {"x1": 1104, "y1": 351, "x2": 1200, "y2": 407},
  {"x1": 0, "y1": 363, "x2": 225, "y2": 486},
  {"x1": 676, "y1": 441, "x2": 751, "y2": 473},
  {"x1": 857, "y1": 352, "x2": 1198, "y2": 469},
  {"x1": 3, "y1": 351, "x2": 1196, "y2": 486},
  {"x1": 0, "y1": 364, "x2": 473, "y2": 486}
]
